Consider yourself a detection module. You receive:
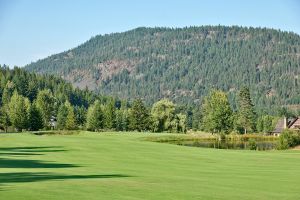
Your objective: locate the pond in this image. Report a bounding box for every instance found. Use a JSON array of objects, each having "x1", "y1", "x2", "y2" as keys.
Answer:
[
  {"x1": 168, "y1": 139, "x2": 277, "y2": 150},
  {"x1": 149, "y1": 135, "x2": 279, "y2": 150}
]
